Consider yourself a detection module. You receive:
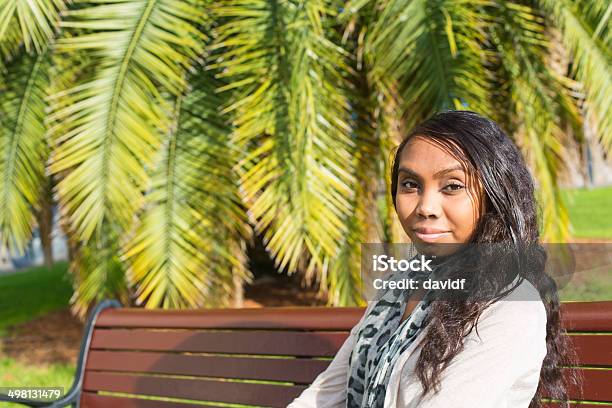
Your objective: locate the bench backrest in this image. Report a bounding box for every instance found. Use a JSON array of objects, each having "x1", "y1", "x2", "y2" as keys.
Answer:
[
  {"x1": 553, "y1": 301, "x2": 612, "y2": 407},
  {"x1": 81, "y1": 307, "x2": 362, "y2": 407},
  {"x1": 81, "y1": 302, "x2": 612, "y2": 407}
]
